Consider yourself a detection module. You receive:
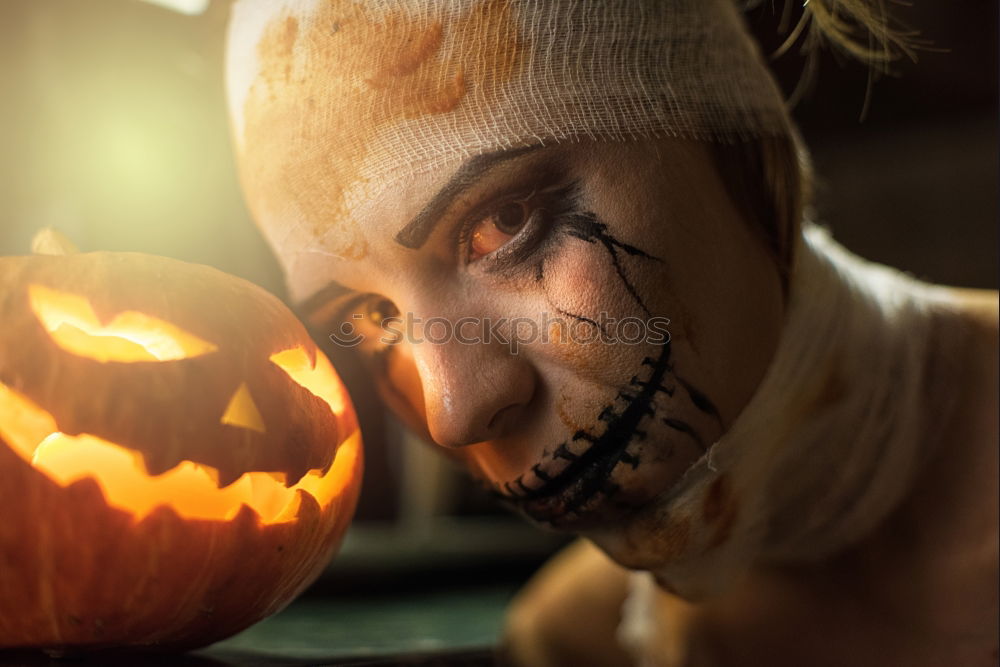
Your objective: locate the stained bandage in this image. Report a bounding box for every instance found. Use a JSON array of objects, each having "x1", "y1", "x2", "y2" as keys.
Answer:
[
  {"x1": 226, "y1": 0, "x2": 793, "y2": 301},
  {"x1": 605, "y1": 224, "x2": 959, "y2": 601}
]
